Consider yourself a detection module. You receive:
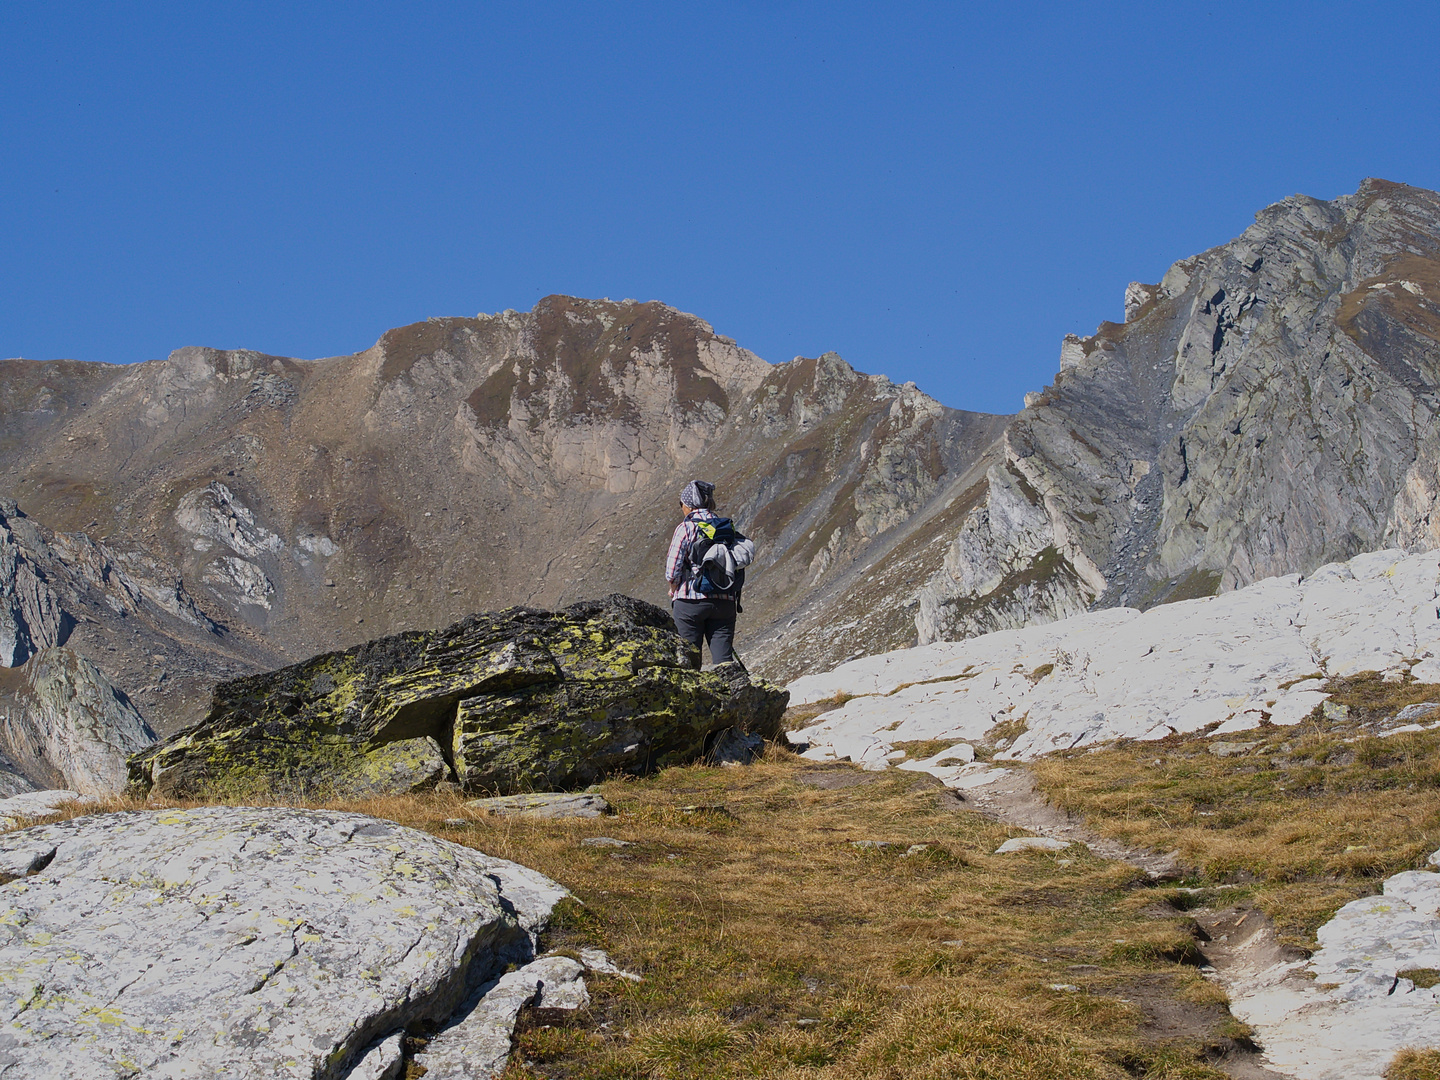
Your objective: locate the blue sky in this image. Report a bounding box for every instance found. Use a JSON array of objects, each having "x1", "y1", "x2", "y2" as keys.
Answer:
[{"x1": 3, "y1": 2, "x2": 1437, "y2": 415}]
